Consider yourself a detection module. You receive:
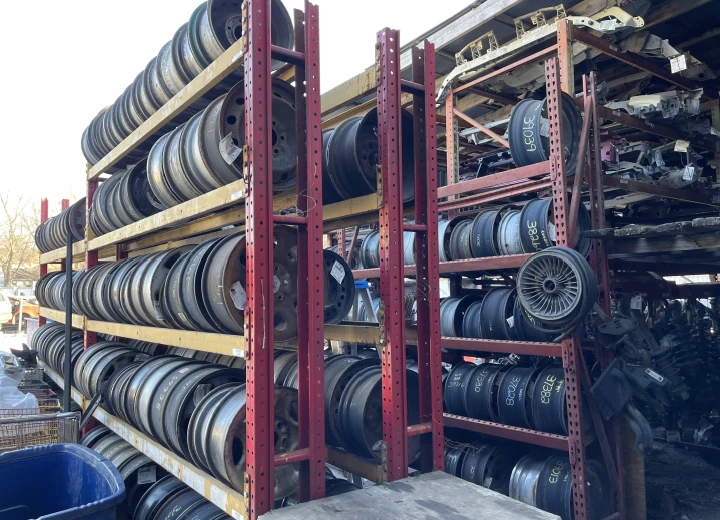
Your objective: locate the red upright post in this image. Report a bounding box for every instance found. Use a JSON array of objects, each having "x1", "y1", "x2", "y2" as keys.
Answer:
[
  {"x1": 293, "y1": 1, "x2": 325, "y2": 502},
  {"x1": 38, "y1": 198, "x2": 49, "y2": 327},
  {"x1": 244, "y1": 0, "x2": 276, "y2": 516},
  {"x1": 412, "y1": 41, "x2": 444, "y2": 472},
  {"x1": 546, "y1": 57, "x2": 590, "y2": 520},
  {"x1": 376, "y1": 28, "x2": 408, "y2": 481}
]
